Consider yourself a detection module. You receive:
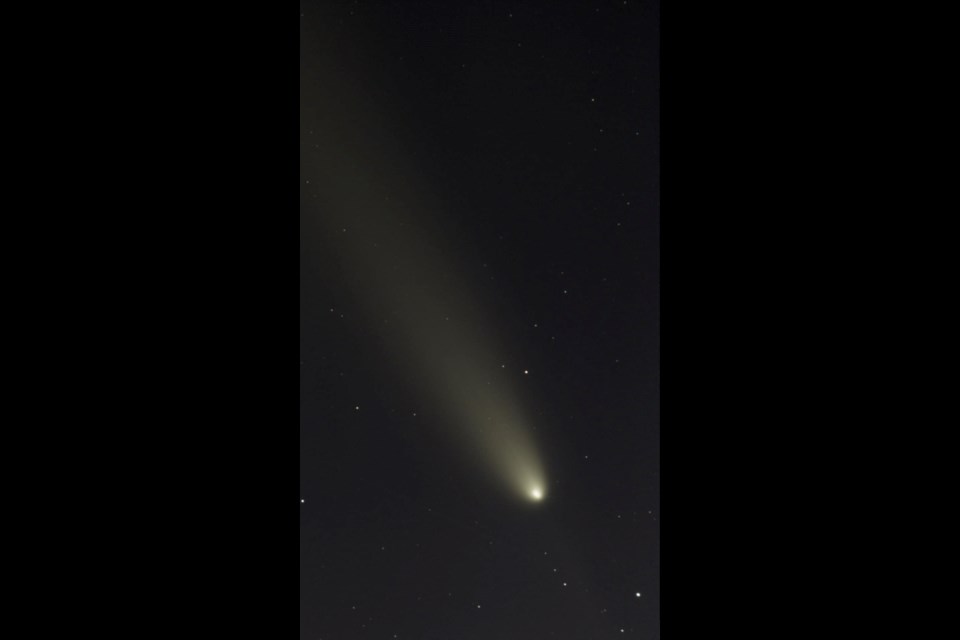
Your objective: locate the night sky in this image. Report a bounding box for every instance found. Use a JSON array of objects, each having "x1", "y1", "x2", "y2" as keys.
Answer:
[{"x1": 300, "y1": 1, "x2": 659, "y2": 637}]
